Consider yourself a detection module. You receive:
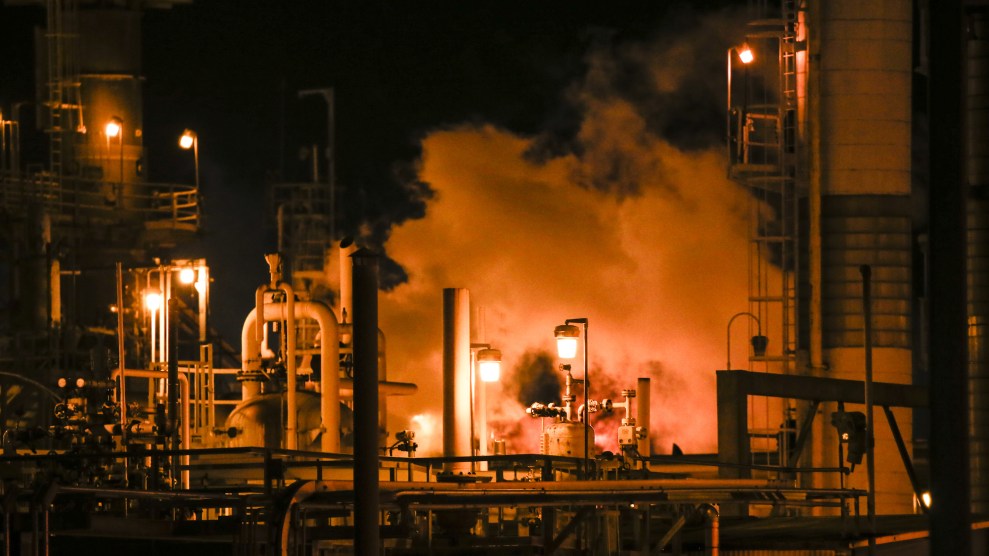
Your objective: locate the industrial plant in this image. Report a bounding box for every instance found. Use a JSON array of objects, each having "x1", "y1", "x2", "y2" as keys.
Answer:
[{"x1": 0, "y1": 0, "x2": 985, "y2": 554}]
